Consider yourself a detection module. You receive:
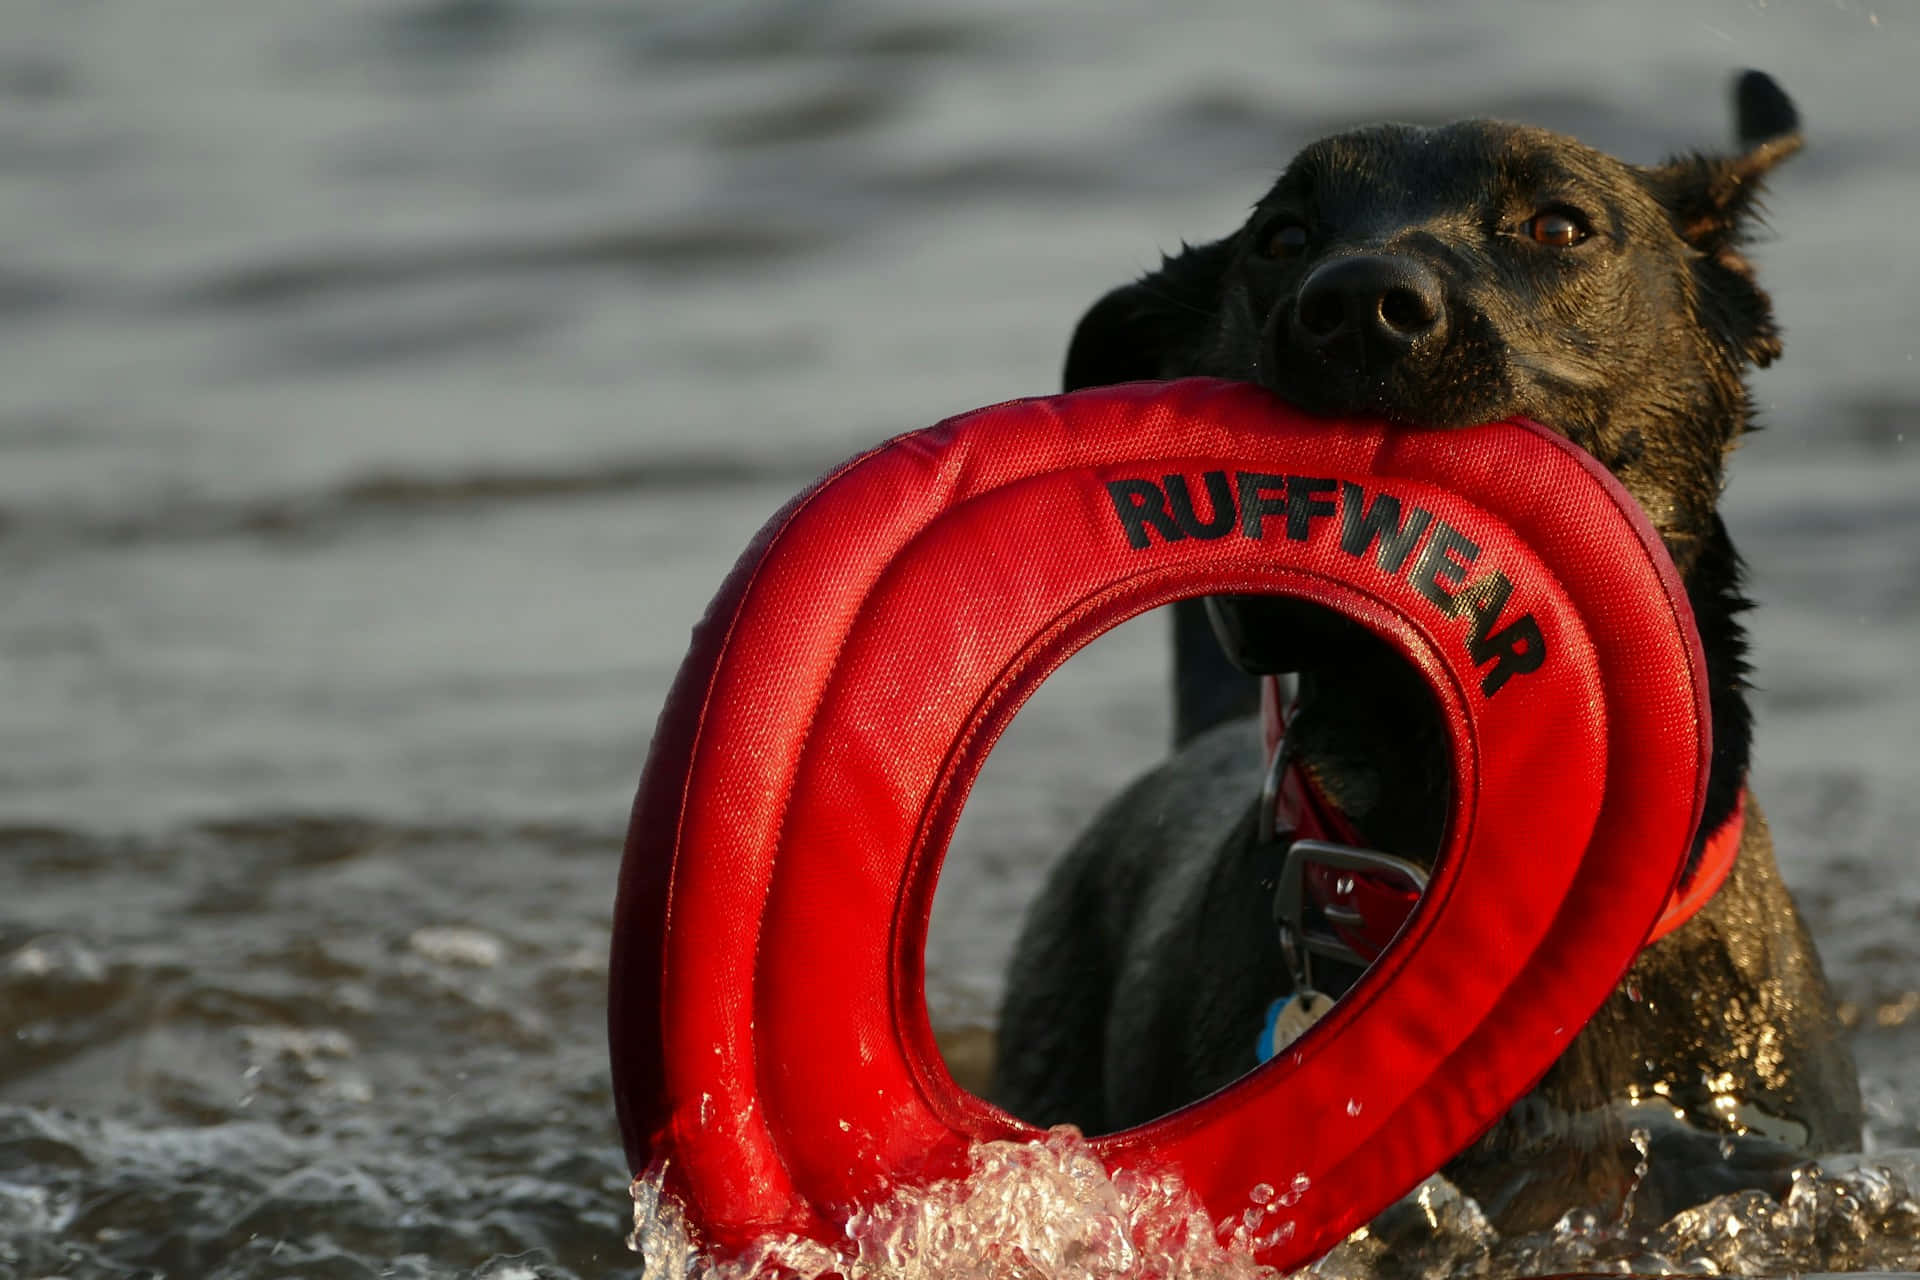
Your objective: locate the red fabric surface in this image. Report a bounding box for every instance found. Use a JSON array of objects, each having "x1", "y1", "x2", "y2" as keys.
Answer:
[{"x1": 606, "y1": 378, "x2": 1711, "y2": 1270}]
